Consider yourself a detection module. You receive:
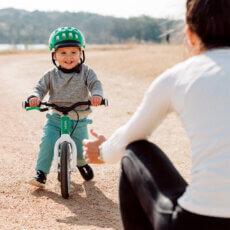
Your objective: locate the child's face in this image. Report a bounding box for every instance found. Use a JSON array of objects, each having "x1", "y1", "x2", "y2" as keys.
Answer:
[{"x1": 53, "y1": 46, "x2": 82, "y2": 69}]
